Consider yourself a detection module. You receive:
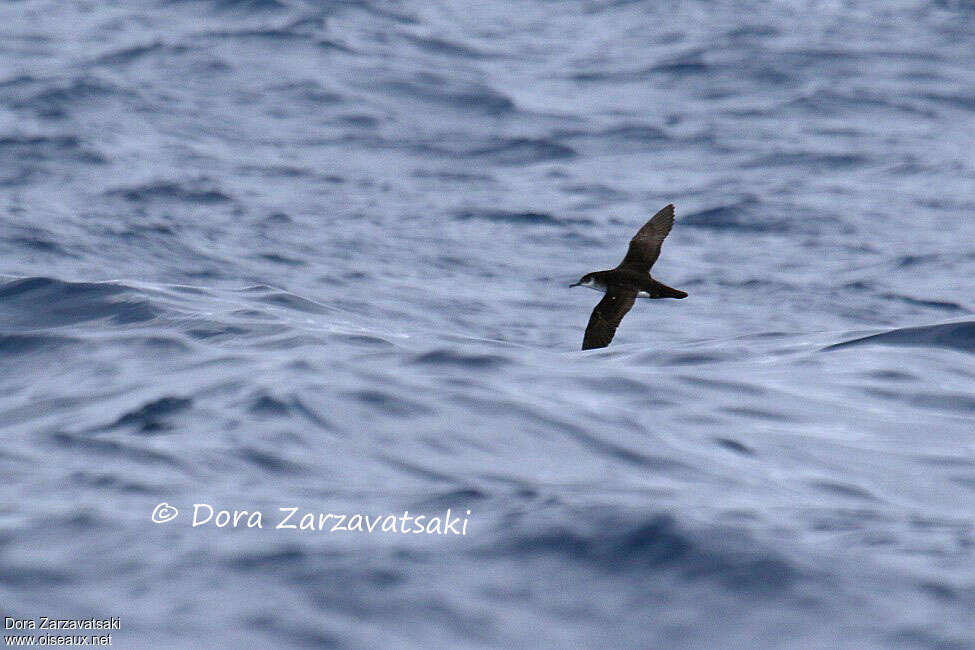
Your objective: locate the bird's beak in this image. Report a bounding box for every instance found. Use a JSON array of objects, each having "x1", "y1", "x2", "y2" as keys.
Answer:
[{"x1": 569, "y1": 282, "x2": 580, "y2": 288}]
